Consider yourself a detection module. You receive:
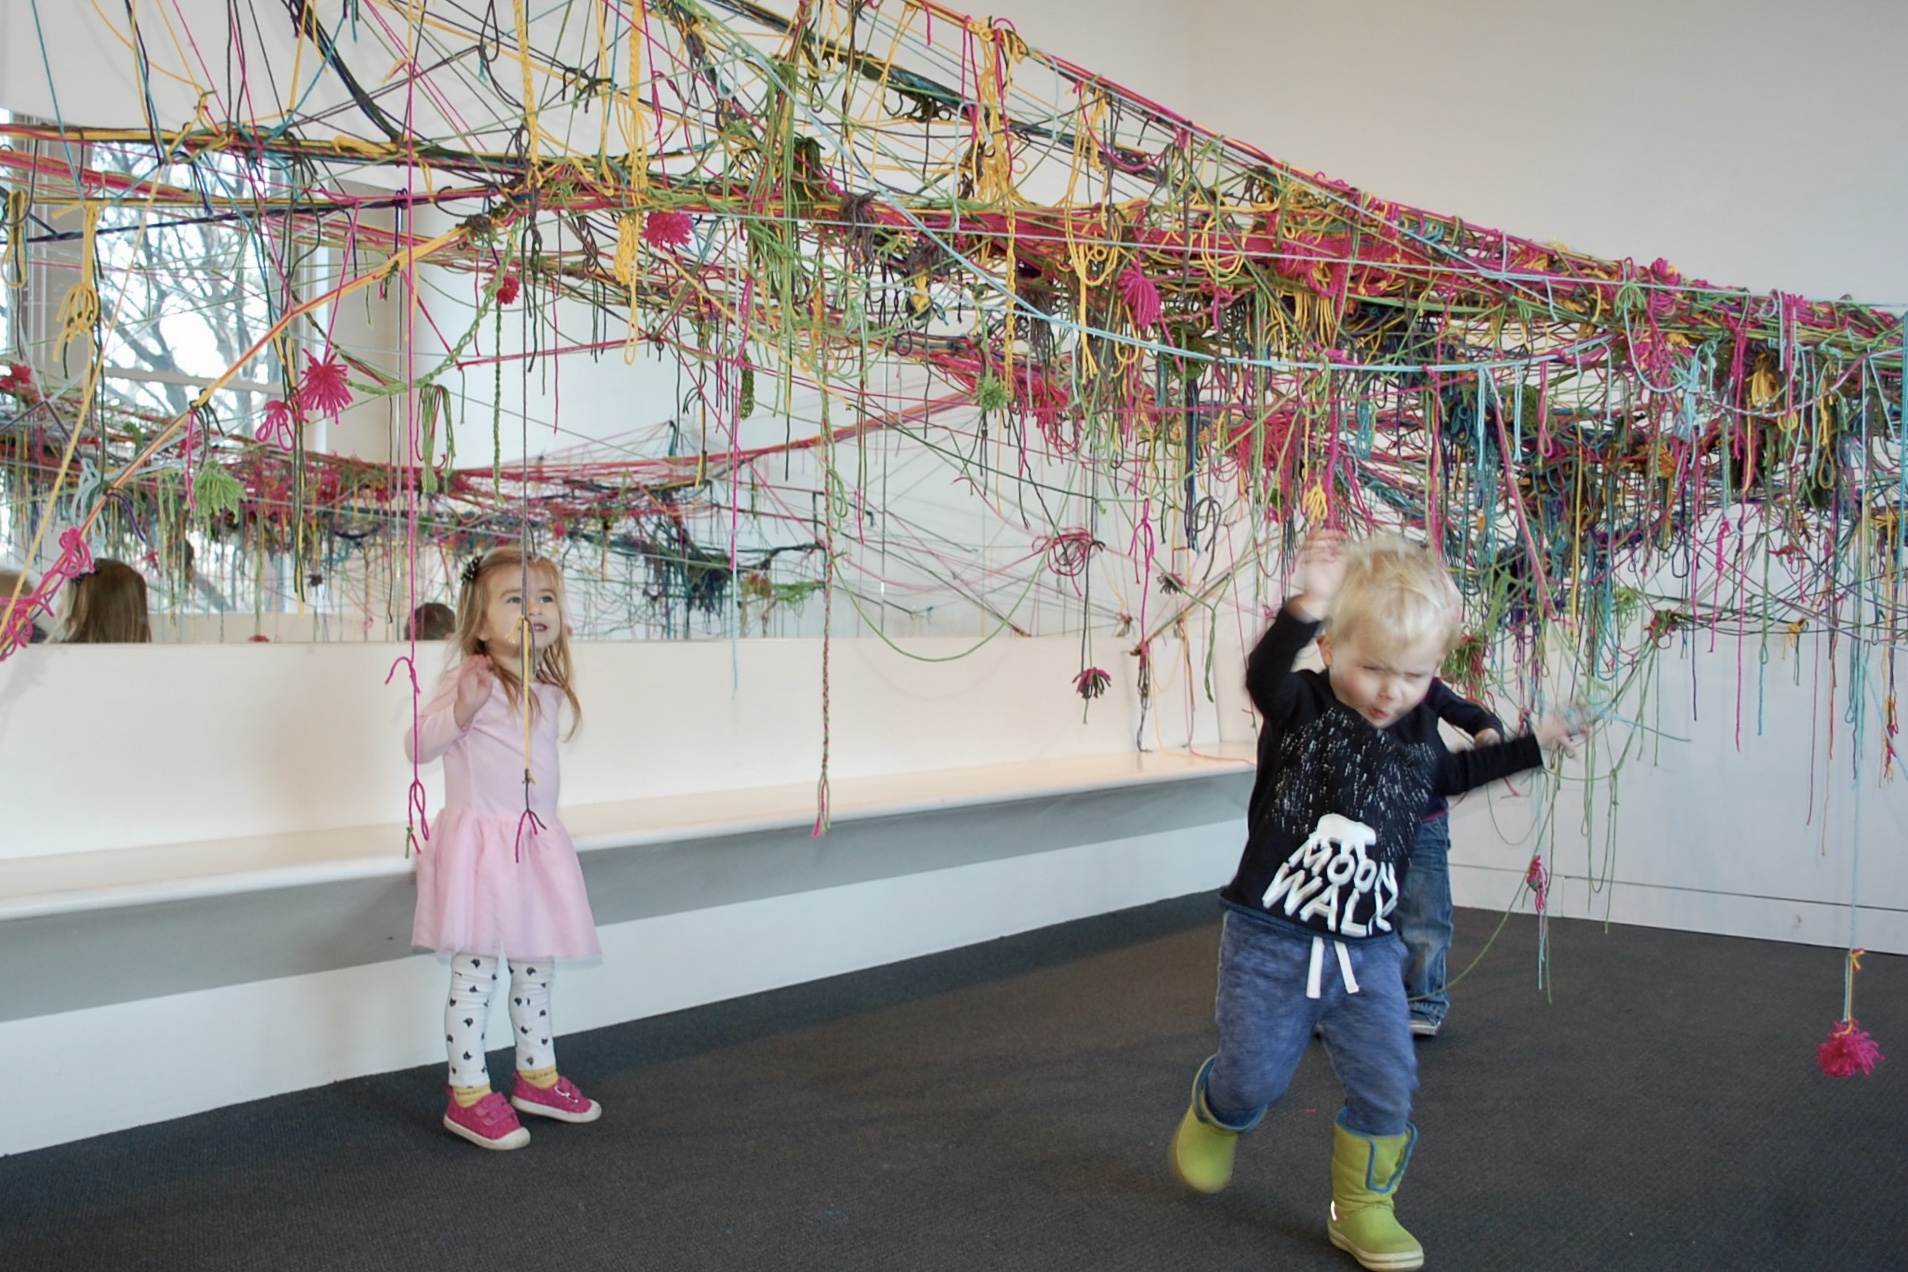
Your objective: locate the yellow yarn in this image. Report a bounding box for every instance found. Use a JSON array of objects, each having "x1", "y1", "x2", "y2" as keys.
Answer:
[
  {"x1": 55, "y1": 204, "x2": 104, "y2": 355},
  {"x1": 512, "y1": 0, "x2": 540, "y2": 170},
  {"x1": 1, "y1": 188, "x2": 25, "y2": 289}
]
